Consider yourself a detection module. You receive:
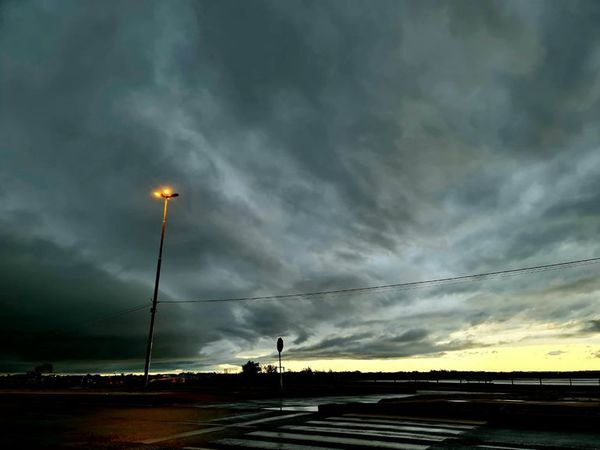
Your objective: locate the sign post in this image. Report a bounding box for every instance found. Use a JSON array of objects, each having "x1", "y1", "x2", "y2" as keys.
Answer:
[{"x1": 277, "y1": 337, "x2": 284, "y2": 392}]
